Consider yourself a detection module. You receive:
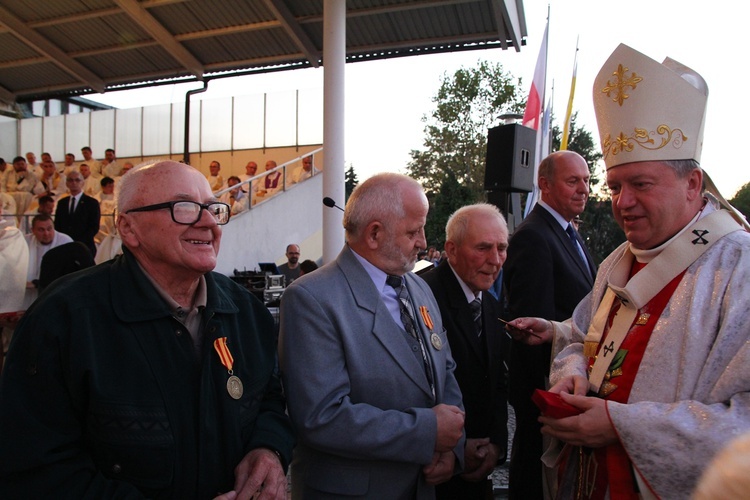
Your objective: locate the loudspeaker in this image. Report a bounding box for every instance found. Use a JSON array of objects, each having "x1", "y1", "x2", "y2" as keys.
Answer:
[{"x1": 484, "y1": 124, "x2": 536, "y2": 192}]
